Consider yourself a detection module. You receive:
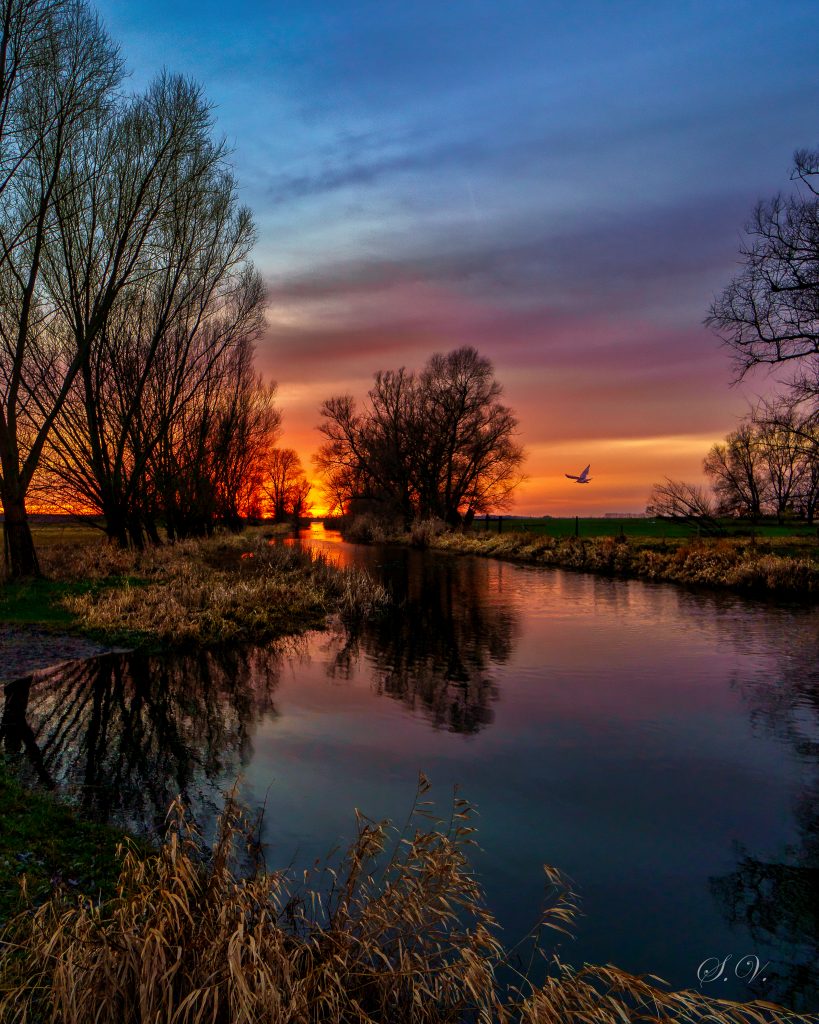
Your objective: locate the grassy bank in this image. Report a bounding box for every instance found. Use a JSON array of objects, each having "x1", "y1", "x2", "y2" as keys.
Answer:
[
  {"x1": 0, "y1": 760, "x2": 127, "y2": 924},
  {"x1": 401, "y1": 525, "x2": 819, "y2": 597},
  {"x1": 1, "y1": 528, "x2": 388, "y2": 649},
  {"x1": 1, "y1": 783, "x2": 810, "y2": 1024},
  {"x1": 0, "y1": 529, "x2": 388, "y2": 930}
]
